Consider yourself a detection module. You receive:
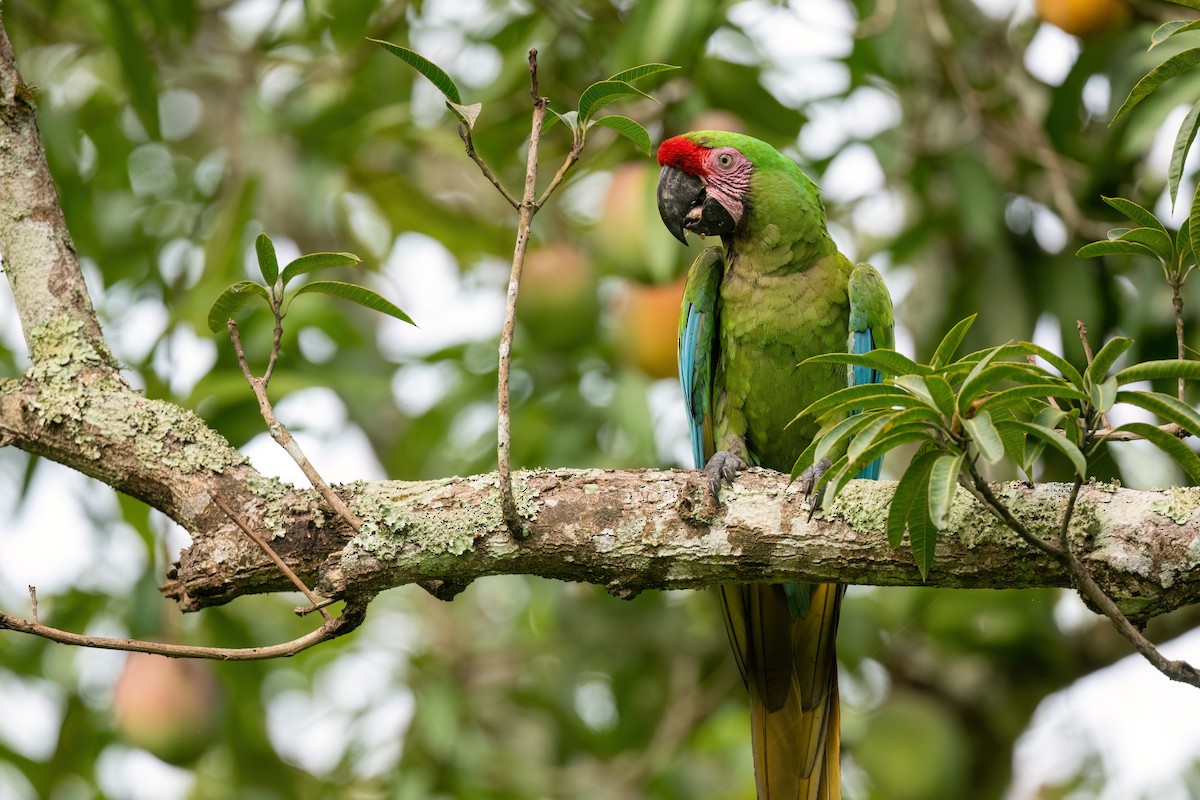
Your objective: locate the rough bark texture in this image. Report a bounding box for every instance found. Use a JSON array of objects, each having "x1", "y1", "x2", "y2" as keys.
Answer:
[{"x1": 1, "y1": 13, "x2": 1199, "y2": 627}]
